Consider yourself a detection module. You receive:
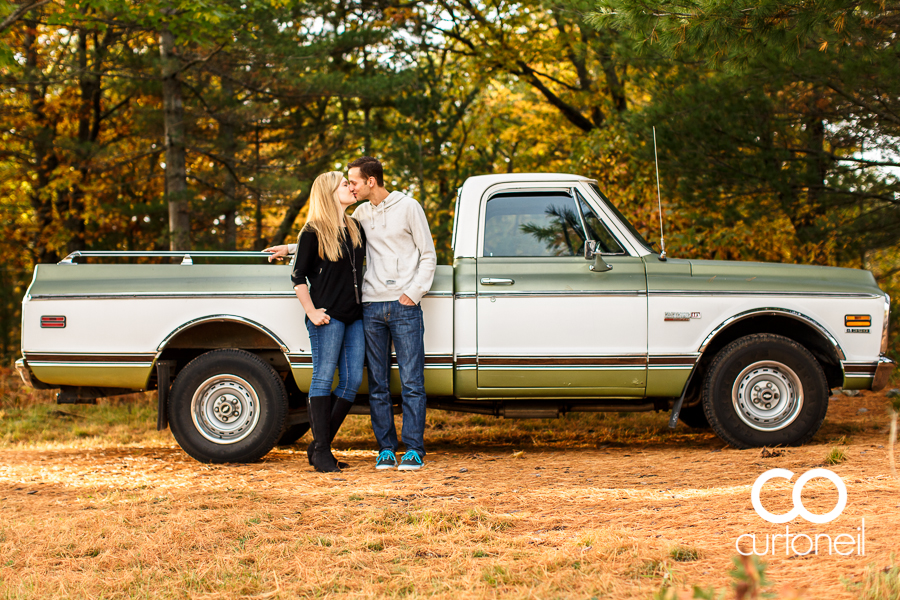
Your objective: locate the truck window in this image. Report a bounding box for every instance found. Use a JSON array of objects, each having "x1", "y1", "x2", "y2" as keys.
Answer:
[
  {"x1": 587, "y1": 182, "x2": 654, "y2": 253},
  {"x1": 483, "y1": 191, "x2": 586, "y2": 257},
  {"x1": 576, "y1": 191, "x2": 625, "y2": 254}
]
